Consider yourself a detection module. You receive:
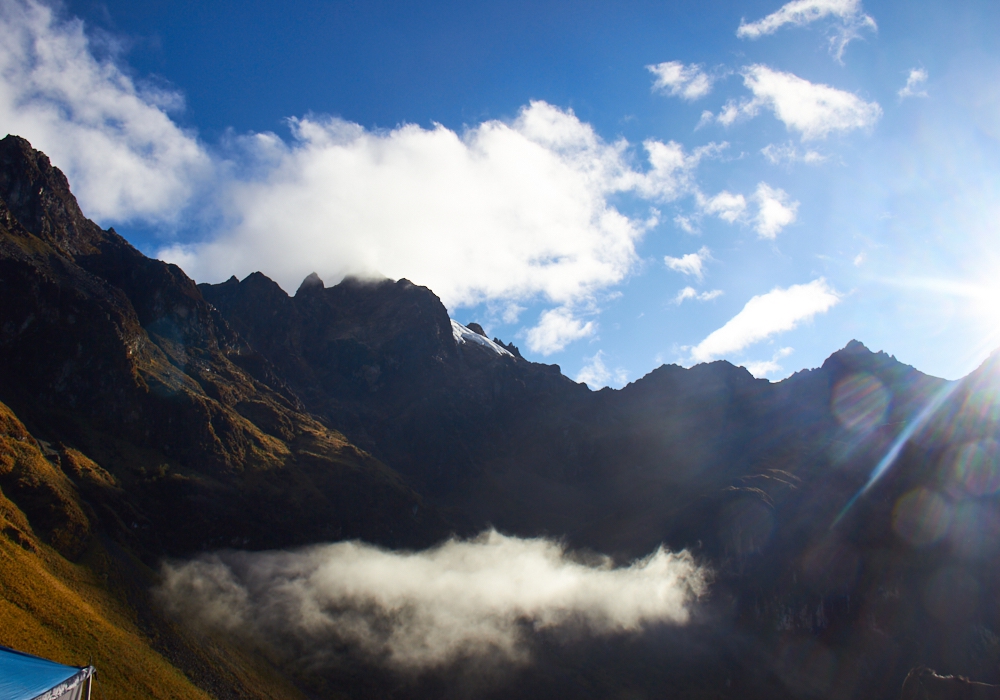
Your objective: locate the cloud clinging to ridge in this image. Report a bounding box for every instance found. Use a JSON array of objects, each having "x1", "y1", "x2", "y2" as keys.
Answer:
[
  {"x1": 690, "y1": 279, "x2": 840, "y2": 362},
  {"x1": 156, "y1": 531, "x2": 707, "y2": 670}
]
